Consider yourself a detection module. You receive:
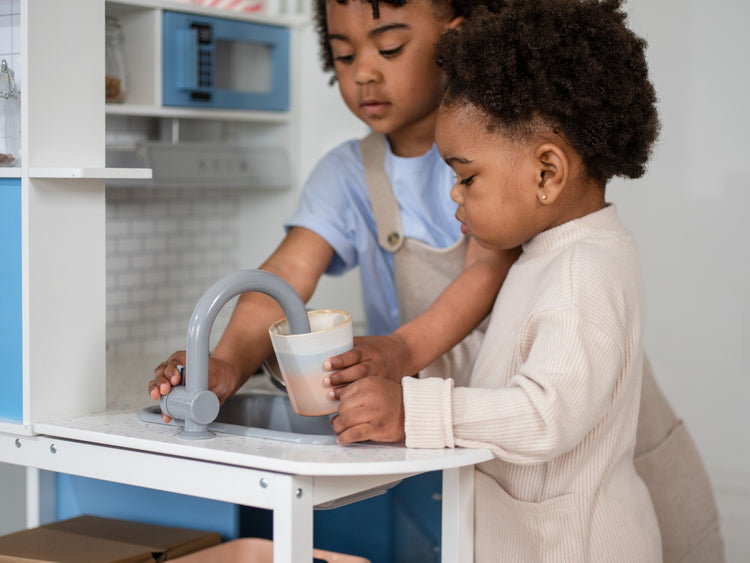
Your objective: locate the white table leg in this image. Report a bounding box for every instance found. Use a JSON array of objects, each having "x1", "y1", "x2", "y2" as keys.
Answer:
[
  {"x1": 273, "y1": 475, "x2": 314, "y2": 563},
  {"x1": 441, "y1": 466, "x2": 475, "y2": 562}
]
